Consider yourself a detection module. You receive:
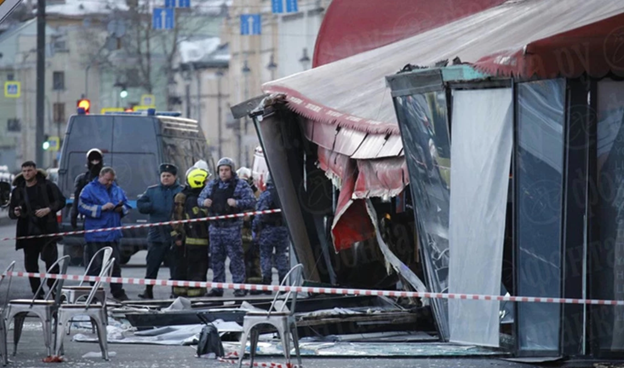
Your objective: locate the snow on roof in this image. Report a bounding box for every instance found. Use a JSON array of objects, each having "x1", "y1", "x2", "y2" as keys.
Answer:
[
  {"x1": 45, "y1": 0, "x2": 231, "y2": 17},
  {"x1": 192, "y1": 0, "x2": 232, "y2": 14},
  {"x1": 179, "y1": 37, "x2": 222, "y2": 63},
  {"x1": 45, "y1": 0, "x2": 128, "y2": 16}
]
